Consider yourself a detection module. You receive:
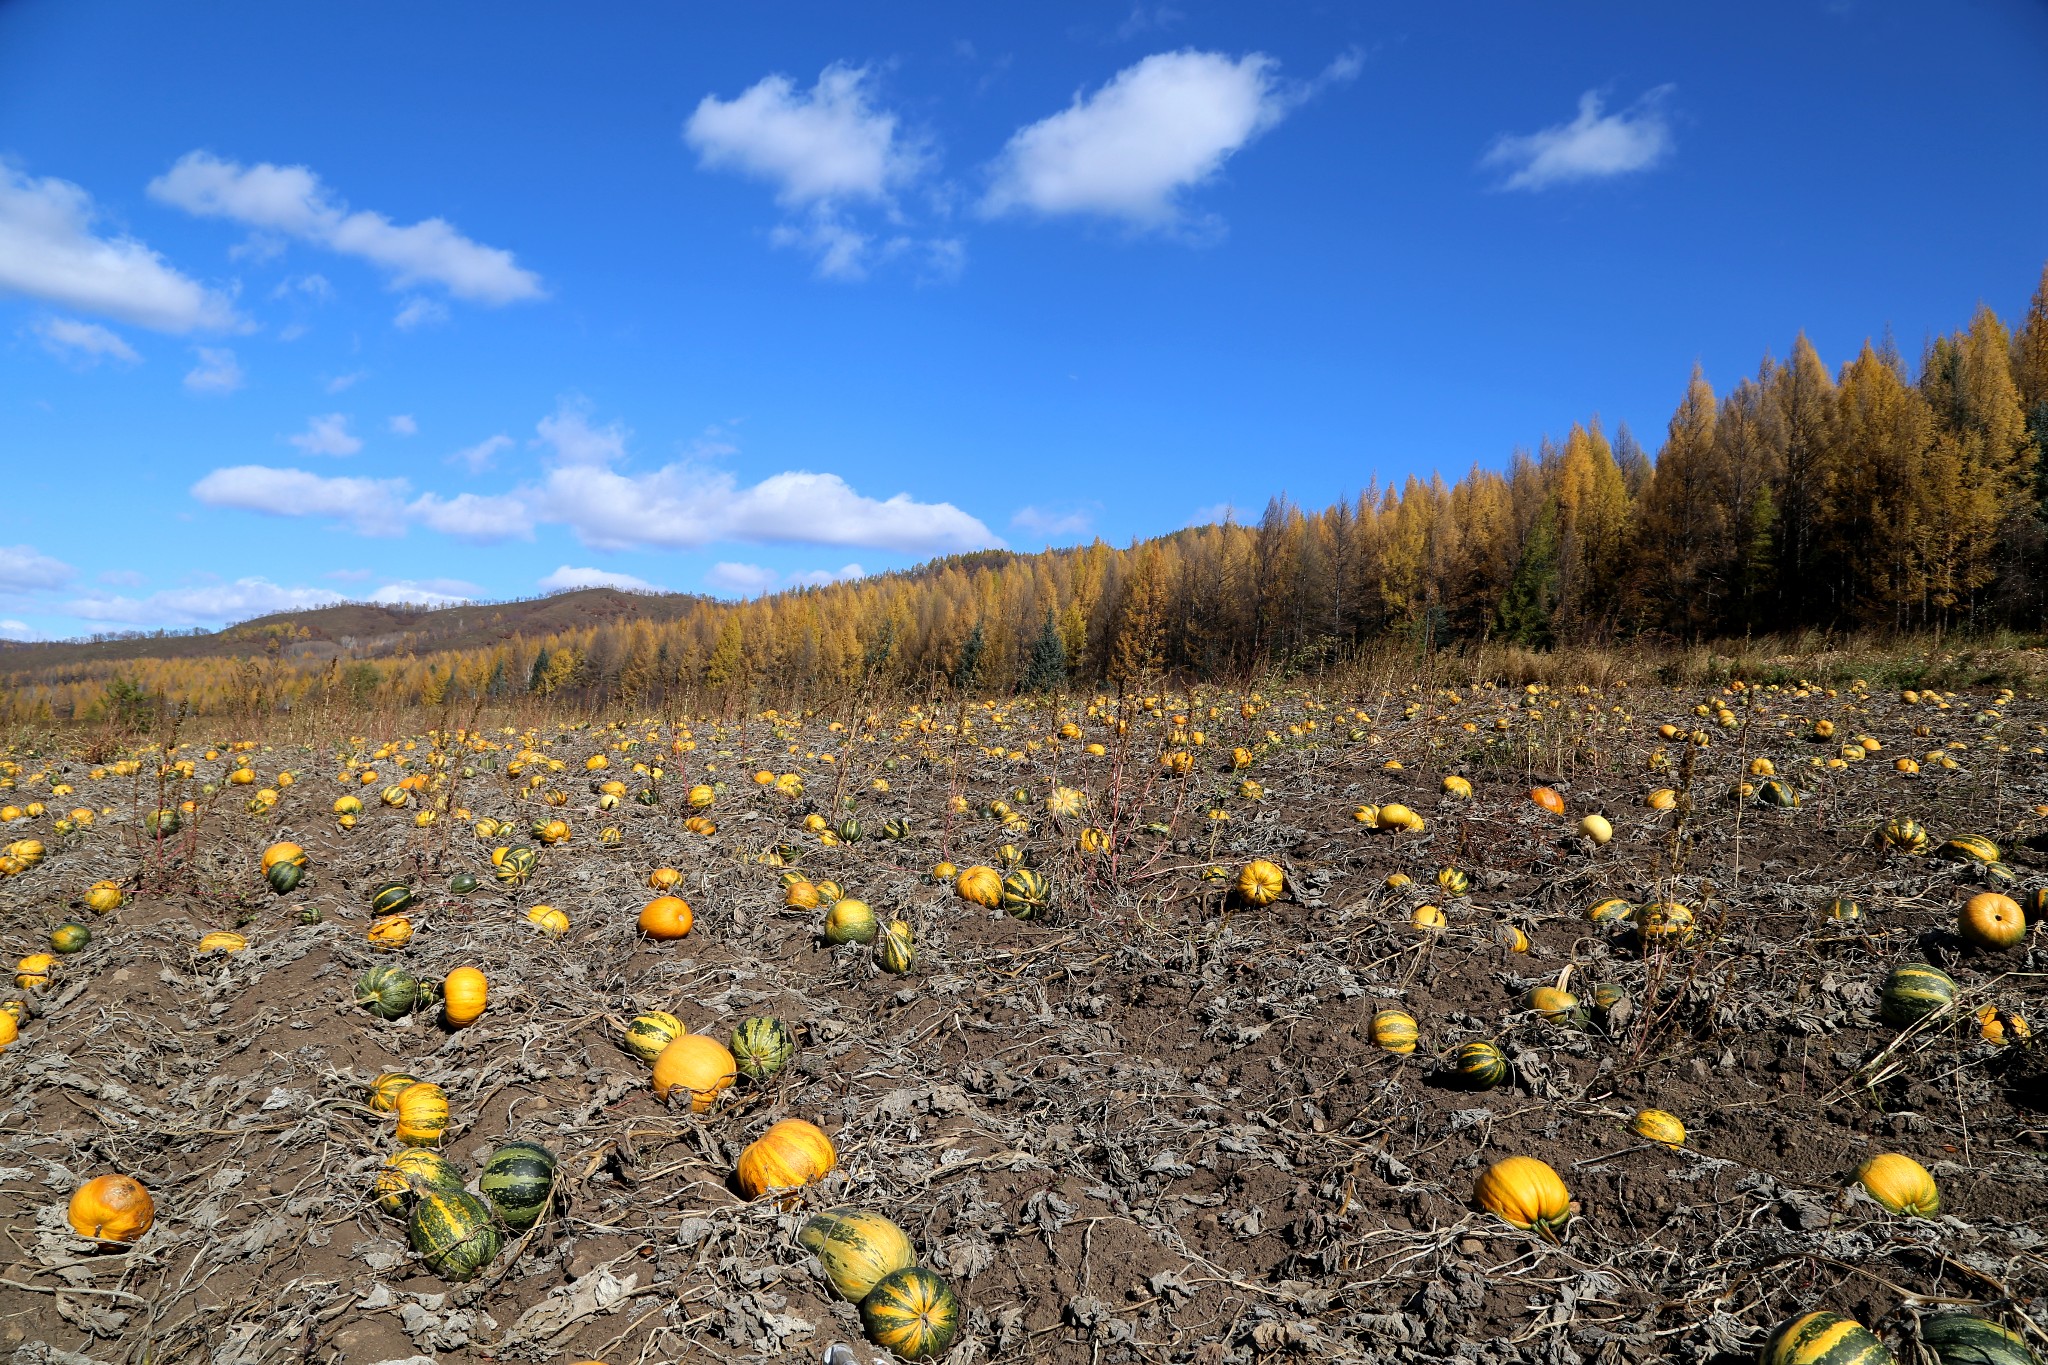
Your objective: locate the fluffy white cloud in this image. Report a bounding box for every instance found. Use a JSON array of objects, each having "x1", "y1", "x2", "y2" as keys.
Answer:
[
  {"x1": 535, "y1": 400, "x2": 629, "y2": 465},
  {"x1": 1012, "y1": 504, "x2": 1095, "y2": 539},
  {"x1": 34, "y1": 316, "x2": 141, "y2": 366},
  {"x1": 1482, "y1": 88, "x2": 1675, "y2": 191},
  {"x1": 449, "y1": 433, "x2": 513, "y2": 472},
  {"x1": 983, "y1": 50, "x2": 1301, "y2": 227},
  {"x1": 405, "y1": 489, "x2": 534, "y2": 542},
  {"x1": 767, "y1": 212, "x2": 874, "y2": 281},
  {"x1": 190, "y1": 465, "x2": 408, "y2": 535},
  {"x1": 387, "y1": 414, "x2": 417, "y2": 436},
  {"x1": 184, "y1": 346, "x2": 244, "y2": 394},
  {"x1": 67, "y1": 577, "x2": 348, "y2": 627},
  {"x1": 685, "y1": 65, "x2": 921, "y2": 207},
  {"x1": 788, "y1": 563, "x2": 866, "y2": 587},
  {"x1": 286, "y1": 413, "x2": 362, "y2": 457},
  {"x1": 0, "y1": 163, "x2": 240, "y2": 332},
  {"x1": 538, "y1": 565, "x2": 665, "y2": 593},
  {"x1": 393, "y1": 296, "x2": 449, "y2": 330},
  {"x1": 148, "y1": 151, "x2": 546, "y2": 303},
  {"x1": 0, "y1": 544, "x2": 76, "y2": 592},
  {"x1": 0, "y1": 619, "x2": 35, "y2": 641},
  {"x1": 705, "y1": 562, "x2": 782, "y2": 594},
  {"x1": 368, "y1": 579, "x2": 474, "y2": 607}
]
